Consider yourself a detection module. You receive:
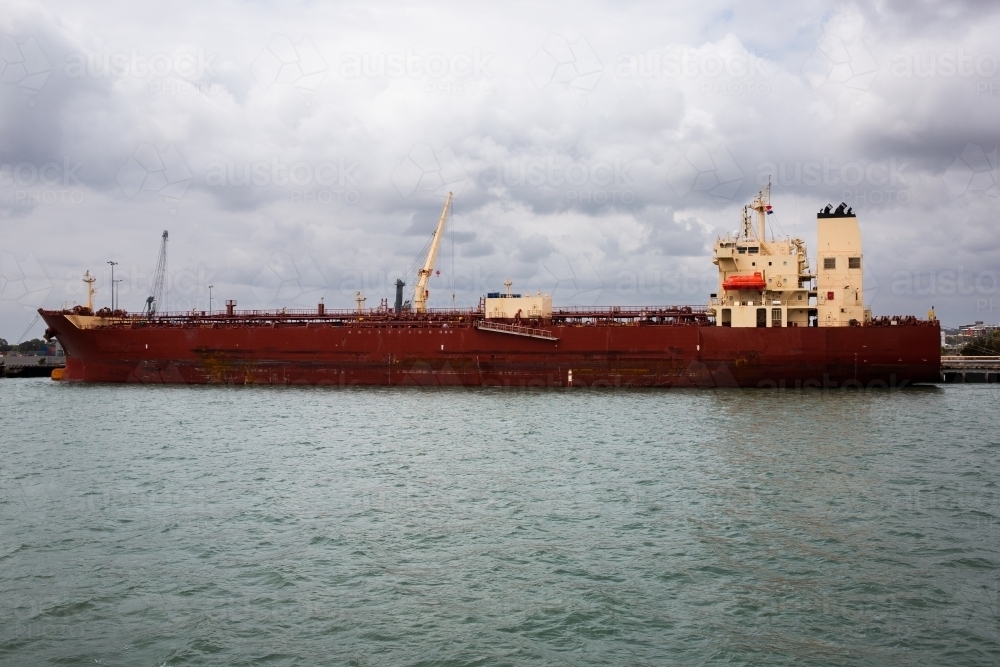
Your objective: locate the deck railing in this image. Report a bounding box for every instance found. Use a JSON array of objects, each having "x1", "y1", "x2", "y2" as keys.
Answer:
[
  {"x1": 475, "y1": 321, "x2": 558, "y2": 340},
  {"x1": 46, "y1": 305, "x2": 936, "y2": 328}
]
